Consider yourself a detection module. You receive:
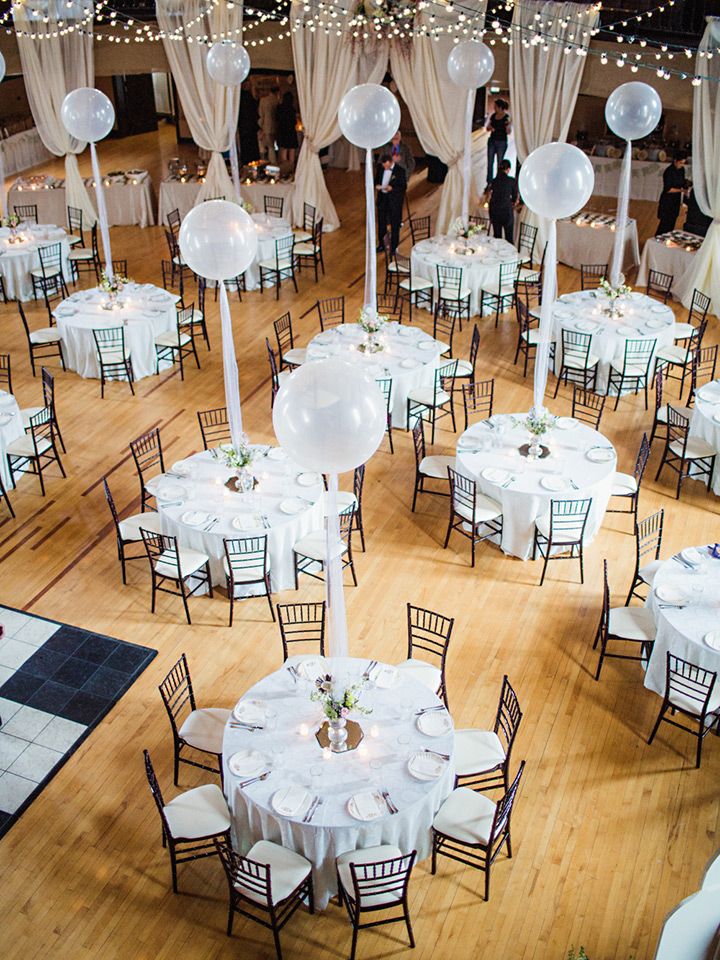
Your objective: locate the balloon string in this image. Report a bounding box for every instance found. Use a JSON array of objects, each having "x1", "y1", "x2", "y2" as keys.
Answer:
[
  {"x1": 462, "y1": 88, "x2": 473, "y2": 226},
  {"x1": 364, "y1": 147, "x2": 377, "y2": 314},
  {"x1": 610, "y1": 140, "x2": 632, "y2": 288},
  {"x1": 533, "y1": 218, "x2": 557, "y2": 416},
  {"x1": 219, "y1": 281, "x2": 244, "y2": 449},
  {"x1": 325, "y1": 472, "x2": 349, "y2": 659},
  {"x1": 90, "y1": 142, "x2": 113, "y2": 278}
]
